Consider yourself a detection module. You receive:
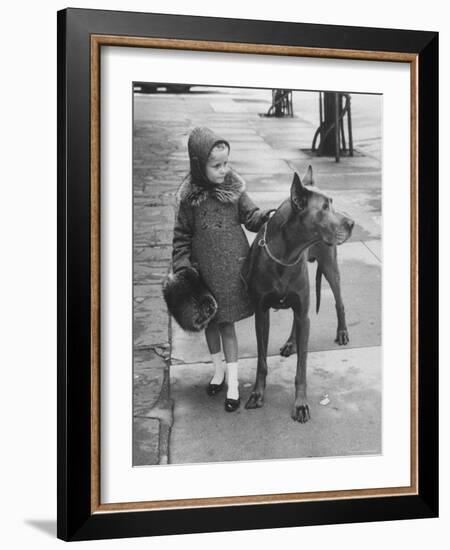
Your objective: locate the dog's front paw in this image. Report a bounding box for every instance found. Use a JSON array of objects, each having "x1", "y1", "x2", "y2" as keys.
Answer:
[
  {"x1": 335, "y1": 329, "x2": 349, "y2": 345},
  {"x1": 291, "y1": 403, "x2": 310, "y2": 423},
  {"x1": 280, "y1": 340, "x2": 296, "y2": 357},
  {"x1": 245, "y1": 391, "x2": 264, "y2": 409}
]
